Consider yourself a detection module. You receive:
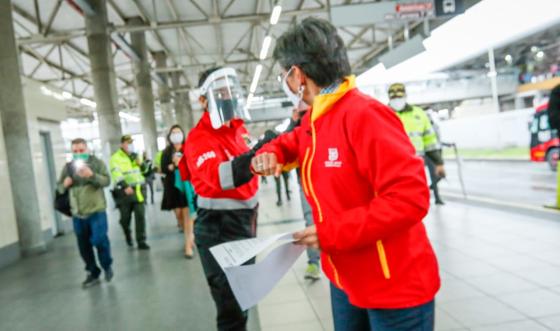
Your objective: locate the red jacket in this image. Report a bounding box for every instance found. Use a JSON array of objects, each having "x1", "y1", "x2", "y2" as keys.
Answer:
[
  {"x1": 179, "y1": 111, "x2": 258, "y2": 208},
  {"x1": 259, "y1": 76, "x2": 440, "y2": 308}
]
